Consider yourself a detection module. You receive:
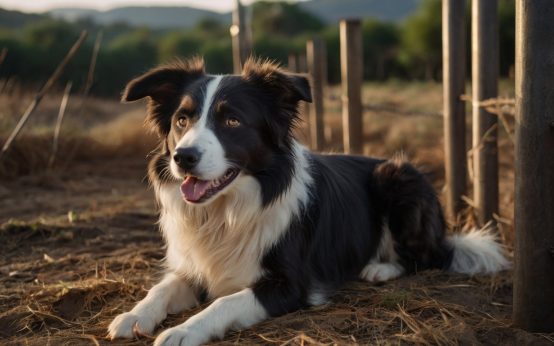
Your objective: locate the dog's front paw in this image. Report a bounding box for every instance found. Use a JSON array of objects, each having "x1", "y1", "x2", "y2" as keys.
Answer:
[
  {"x1": 108, "y1": 311, "x2": 158, "y2": 339},
  {"x1": 154, "y1": 326, "x2": 204, "y2": 346}
]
